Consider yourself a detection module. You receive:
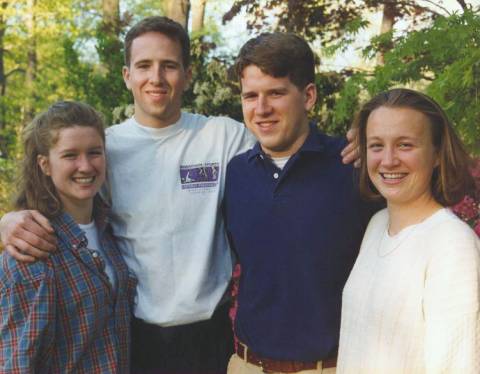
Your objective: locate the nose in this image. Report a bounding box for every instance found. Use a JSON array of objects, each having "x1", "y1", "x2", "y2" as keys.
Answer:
[
  {"x1": 380, "y1": 147, "x2": 400, "y2": 168},
  {"x1": 76, "y1": 155, "x2": 94, "y2": 173},
  {"x1": 150, "y1": 65, "x2": 166, "y2": 85},
  {"x1": 255, "y1": 96, "x2": 272, "y2": 116}
]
